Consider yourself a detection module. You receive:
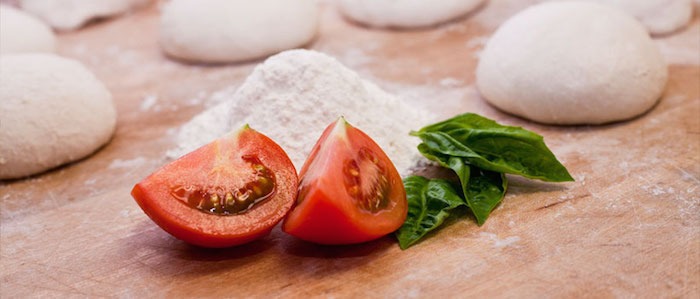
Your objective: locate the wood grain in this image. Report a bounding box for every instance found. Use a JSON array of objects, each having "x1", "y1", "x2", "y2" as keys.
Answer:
[{"x1": 1, "y1": 1, "x2": 699, "y2": 297}]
